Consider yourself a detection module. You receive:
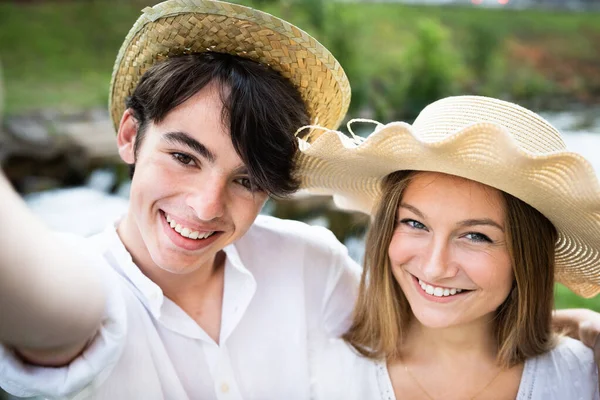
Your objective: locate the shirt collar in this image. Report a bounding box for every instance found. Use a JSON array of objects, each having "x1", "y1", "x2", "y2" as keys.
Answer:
[
  {"x1": 102, "y1": 220, "x2": 165, "y2": 317},
  {"x1": 101, "y1": 219, "x2": 256, "y2": 323}
]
